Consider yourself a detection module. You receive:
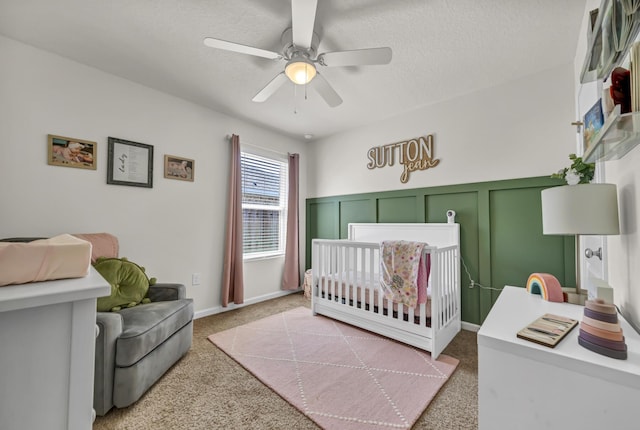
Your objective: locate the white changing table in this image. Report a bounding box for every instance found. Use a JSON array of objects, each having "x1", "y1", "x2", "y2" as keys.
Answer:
[
  {"x1": 478, "y1": 286, "x2": 640, "y2": 430},
  {"x1": 0, "y1": 268, "x2": 110, "y2": 430}
]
